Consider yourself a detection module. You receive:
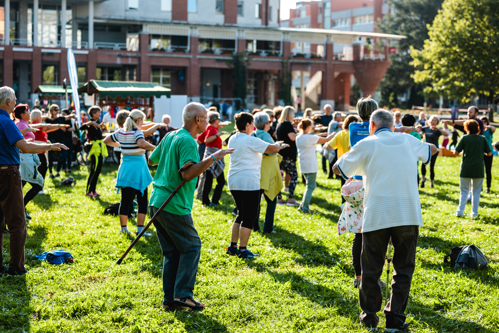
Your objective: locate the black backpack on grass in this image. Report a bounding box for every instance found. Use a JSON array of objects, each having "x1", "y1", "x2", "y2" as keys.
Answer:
[{"x1": 445, "y1": 245, "x2": 488, "y2": 269}]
